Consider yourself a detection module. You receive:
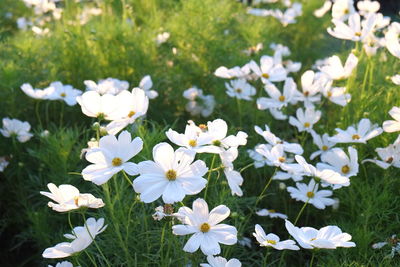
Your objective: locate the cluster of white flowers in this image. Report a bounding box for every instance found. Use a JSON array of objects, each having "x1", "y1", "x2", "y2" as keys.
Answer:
[
  {"x1": 183, "y1": 86, "x2": 216, "y2": 117},
  {"x1": 247, "y1": 1, "x2": 302, "y2": 27}
]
